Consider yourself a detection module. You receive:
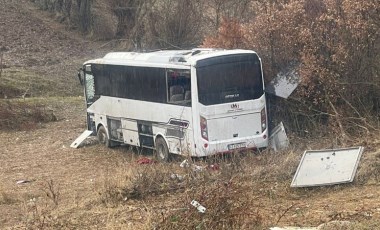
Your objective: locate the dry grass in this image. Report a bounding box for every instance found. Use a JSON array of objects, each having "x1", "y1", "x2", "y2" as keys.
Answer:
[
  {"x1": 1, "y1": 96, "x2": 380, "y2": 229},
  {"x1": 0, "y1": 67, "x2": 82, "y2": 98},
  {"x1": 3, "y1": 143, "x2": 380, "y2": 229},
  {"x1": 94, "y1": 152, "x2": 300, "y2": 229},
  {"x1": 92, "y1": 145, "x2": 380, "y2": 229},
  {"x1": 0, "y1": 190, "x2": 18, "y2": 205},
  {"x1": 4, "y1": 140, "x2": 380, "y2": 226},
  {"x1": 0, "y1": 99, "x2": 57, "y2": 130}
]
